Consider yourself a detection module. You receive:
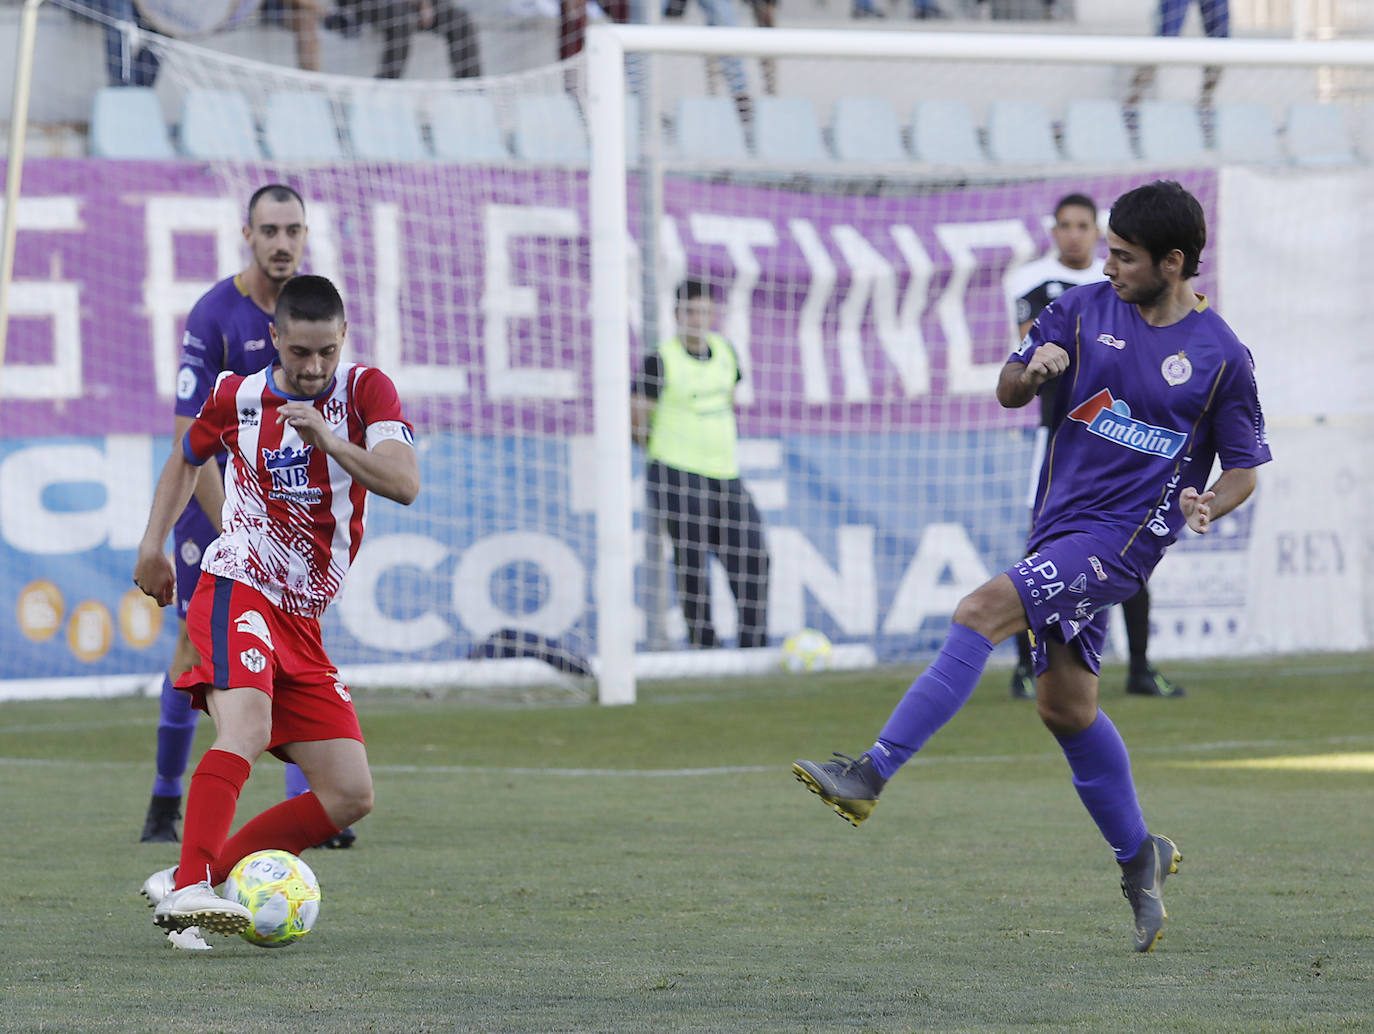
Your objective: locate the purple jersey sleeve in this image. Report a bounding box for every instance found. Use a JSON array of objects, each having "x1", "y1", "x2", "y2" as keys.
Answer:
[
  {"x1": 1008, "y1": 292, "x2": 1075, "y2": 366},
  {"x1": 1209, "y1": 346, "x2": 1272, "y2": 469},
  {"x1": 175, "y1": 292, "x2": 226, "y2": 419}
]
